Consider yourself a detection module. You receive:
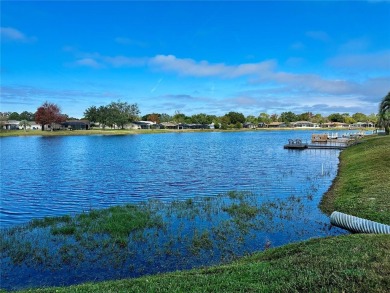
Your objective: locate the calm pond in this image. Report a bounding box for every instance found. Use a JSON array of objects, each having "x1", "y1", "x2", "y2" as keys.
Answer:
[{"x1": 1, "y1": 130, "x2": 350, "y2": 290}]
